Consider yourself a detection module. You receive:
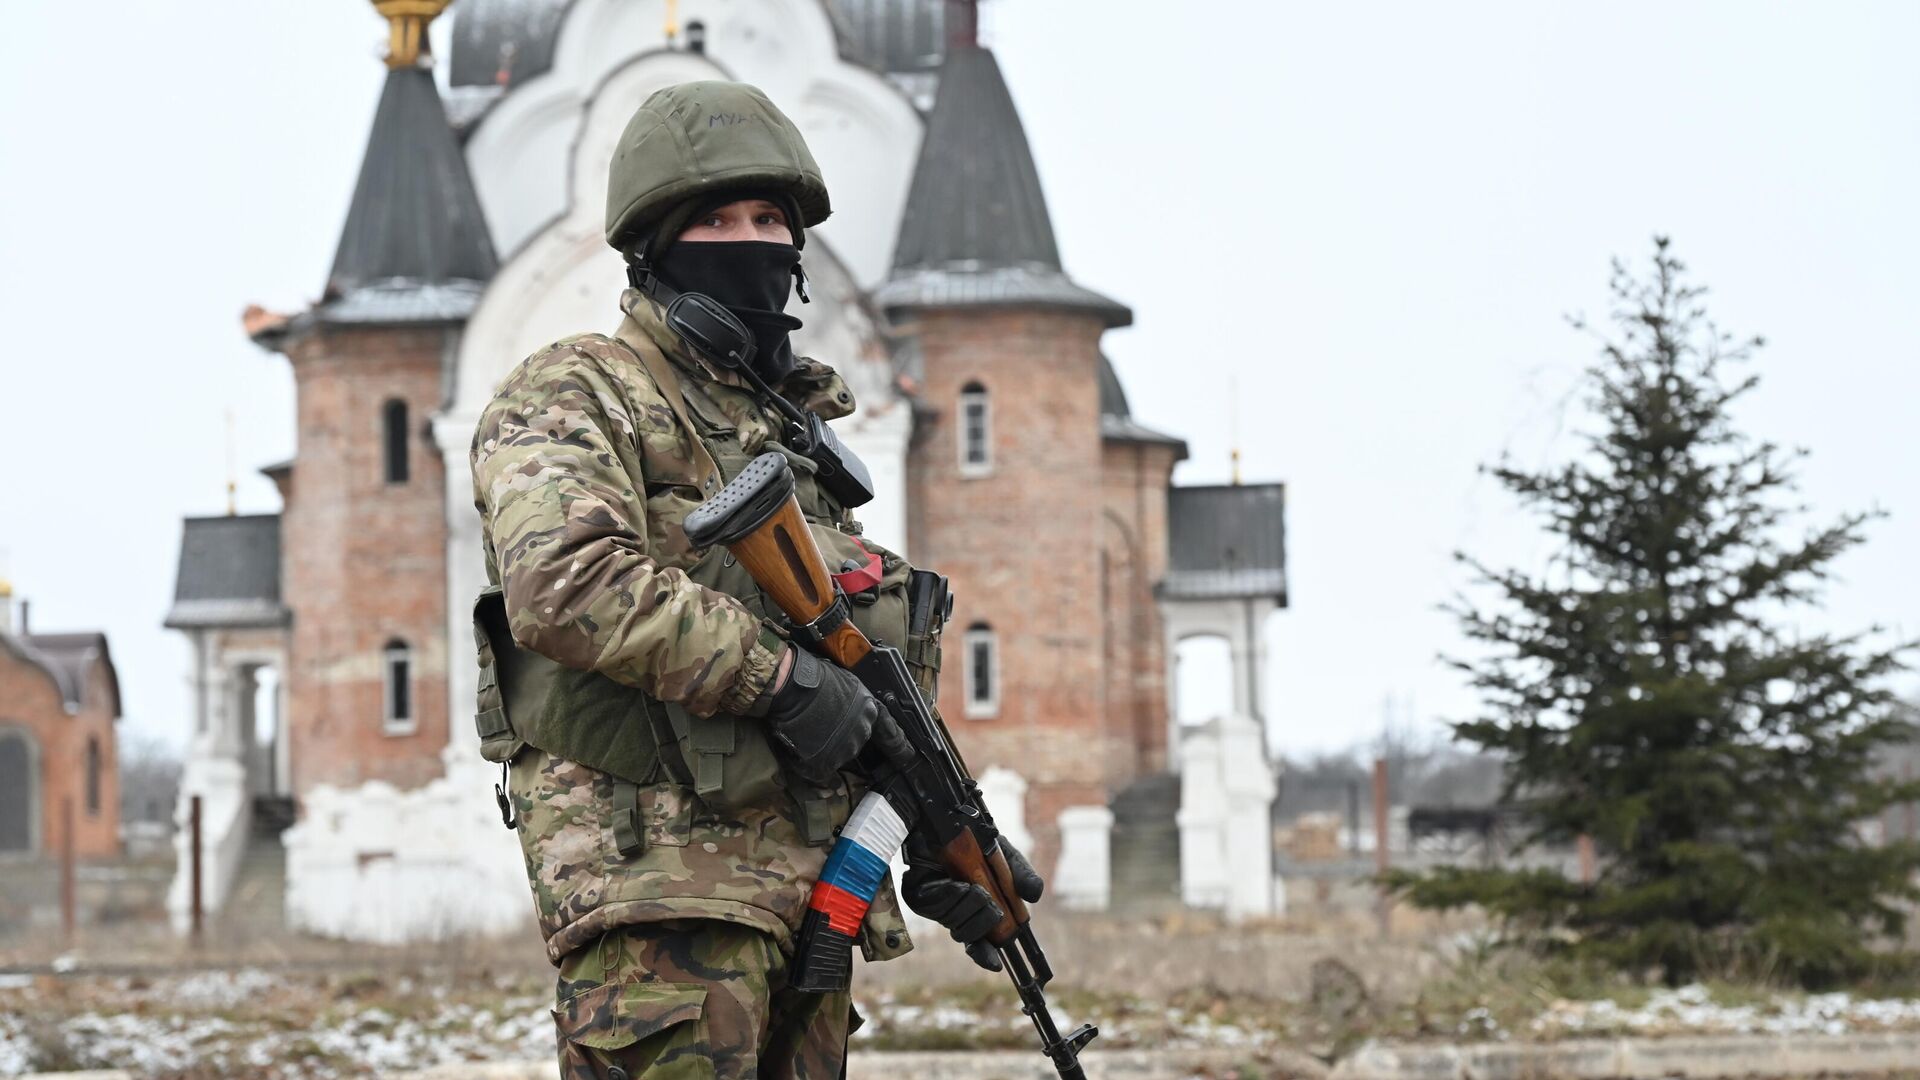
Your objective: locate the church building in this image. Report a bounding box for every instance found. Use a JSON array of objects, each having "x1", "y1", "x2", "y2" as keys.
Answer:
[
  {"x1": 0, "y1": 583, "x2": 122, "y2": 861},
  {"x1": 165, "y1": 0, "x2": 1286, "y2": 940}
]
